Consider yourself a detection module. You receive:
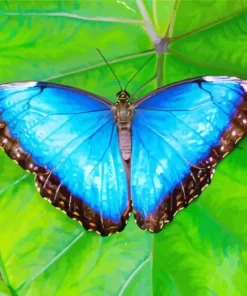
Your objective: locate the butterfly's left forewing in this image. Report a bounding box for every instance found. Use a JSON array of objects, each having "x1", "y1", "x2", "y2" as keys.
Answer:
[
  {"x1": 131, "y1": 76, "x2": 247, "y2": 232},
  {"x1": 0, "y1": 82, "x2": 131, "y2": 235}
]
